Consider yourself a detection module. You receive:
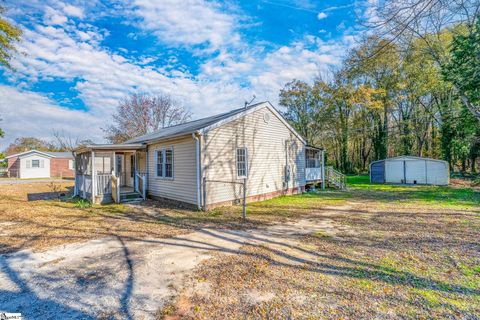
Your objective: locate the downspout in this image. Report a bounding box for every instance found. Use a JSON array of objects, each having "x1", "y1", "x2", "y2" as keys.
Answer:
[
  {"x1": 192, "y1": 132, "x2": 202, "y2": 210},
  {"x1": 91, "y1": 150, "x2": 96, "y2": 204}
]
